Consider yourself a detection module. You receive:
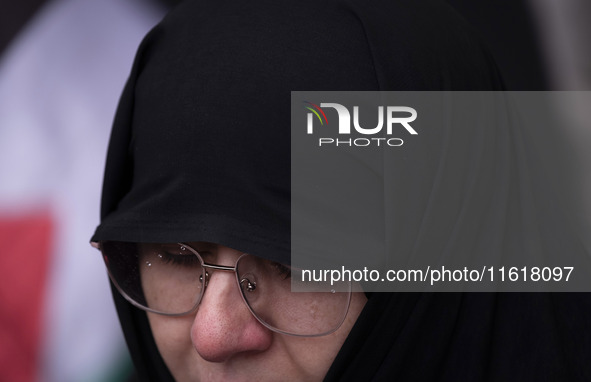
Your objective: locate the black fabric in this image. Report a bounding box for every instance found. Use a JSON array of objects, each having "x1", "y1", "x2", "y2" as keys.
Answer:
[
  {"x1": 91, "y1": 0, "x2": 591, "y2": 381},
  {"x1": 445, "y1": 0, "x2": 550, "y2": 90},
  {"x1": 326, "y1": 293, "x2": 591, "y2": 381}
]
